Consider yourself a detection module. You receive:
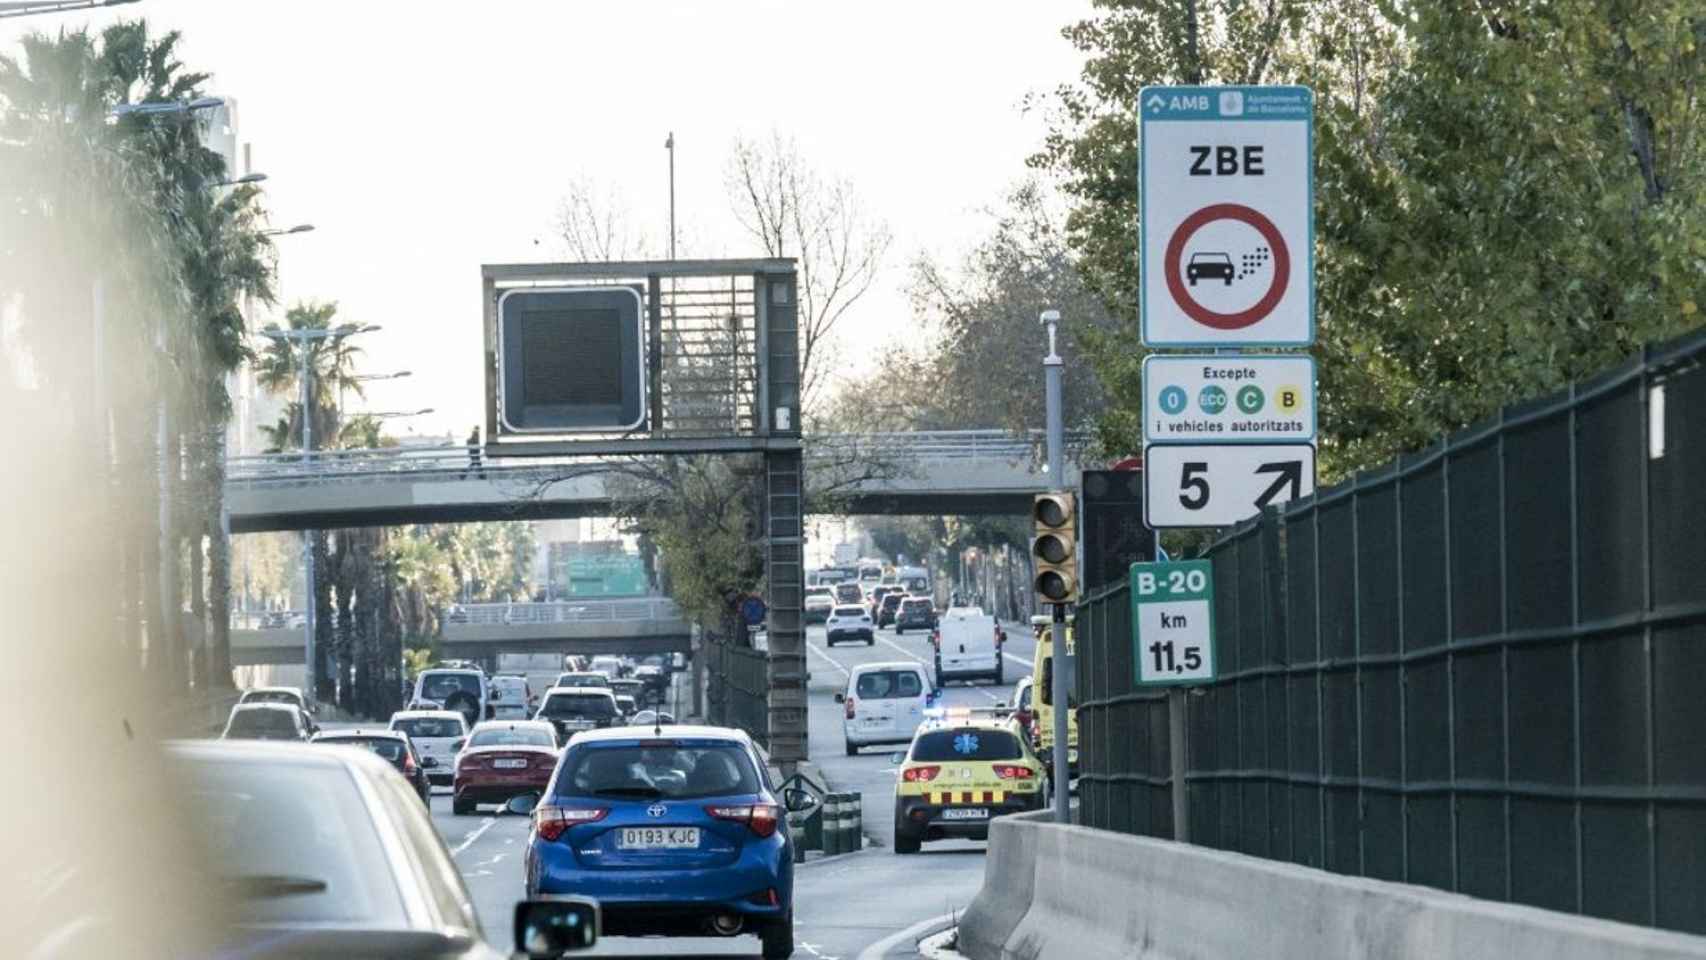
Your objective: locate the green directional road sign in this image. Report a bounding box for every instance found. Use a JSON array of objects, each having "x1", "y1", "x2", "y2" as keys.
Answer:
[{"x1": 1131, "y1": 560, "x2": 1216, "y2": 685}]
